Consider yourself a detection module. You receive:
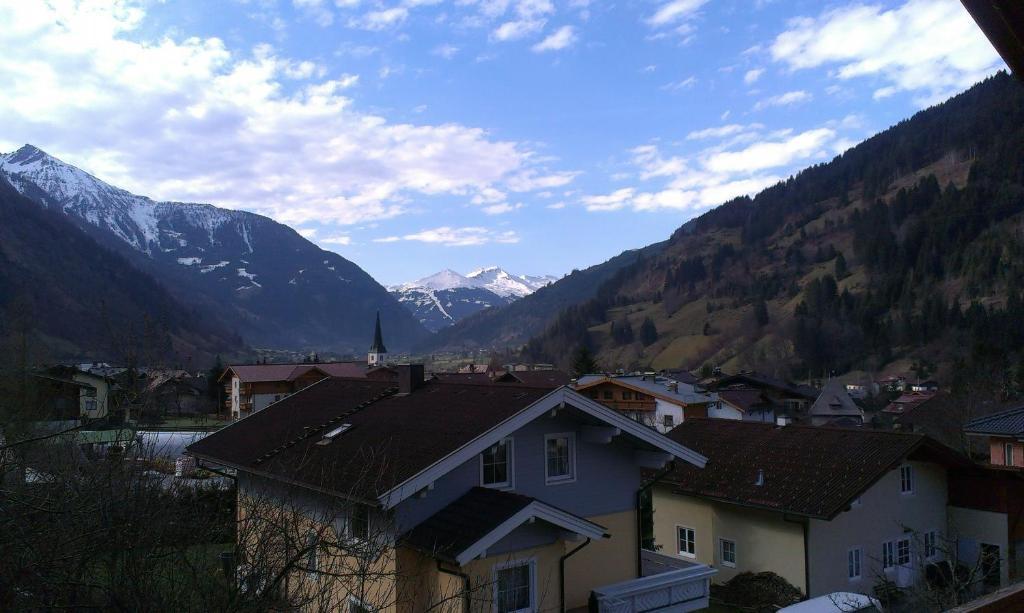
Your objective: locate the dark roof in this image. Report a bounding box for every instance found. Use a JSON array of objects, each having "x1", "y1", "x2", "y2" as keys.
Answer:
[
  {"x1": 661, "y1": 369, "x2": 700, "y2": 385},
  {"x1": 401, "y1": 487, "x2": 535, "y2": 562},
  {"x1": 496, "y1": 369, "x2": 571, "y2": 388},
  {"x1": 222, "y1": 362, "x2": 366, "y2": 383},
  {"x1": 370, "y1": 311, "x2": 387, "y2": 353},
  {"x1": 659, "y1": 419, "x2": 968, "y2": 519},
  {"x1": 717, "y1": 388, "x2": 772, "y2": 413},
  {"x1": 714, "y1": 372, "x2": 818, "y2": 400},
  {"x1": 187, "y1": 378, "x2": 551, "y2": 502},
  {"x1": 432, "y1": 372, "x2": 494, "y2": 384},
  {"x1": 961, "y1": 0, "x2": 1024, "y2": 77},
  {"x1": 964, "y1": 405, "x2": 1024, "y2": 436}
]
